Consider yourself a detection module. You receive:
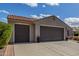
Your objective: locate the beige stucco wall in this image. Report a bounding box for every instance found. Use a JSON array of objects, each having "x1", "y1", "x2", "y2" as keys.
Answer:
[
  {"x1": 35, "y1": 24, "x2": 40, "y2": 42},
  {"x1": 30, "y1": 24, "x2": 35, "y2": 42}
]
